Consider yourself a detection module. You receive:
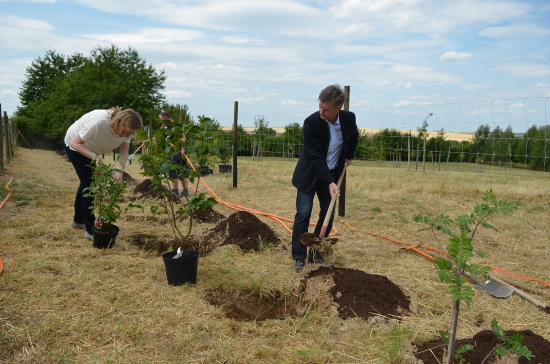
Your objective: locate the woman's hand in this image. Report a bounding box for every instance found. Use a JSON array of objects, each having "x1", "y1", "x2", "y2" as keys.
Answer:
[{"x1": 113, "y1": 171, "x2": 124, "y2": 184}]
